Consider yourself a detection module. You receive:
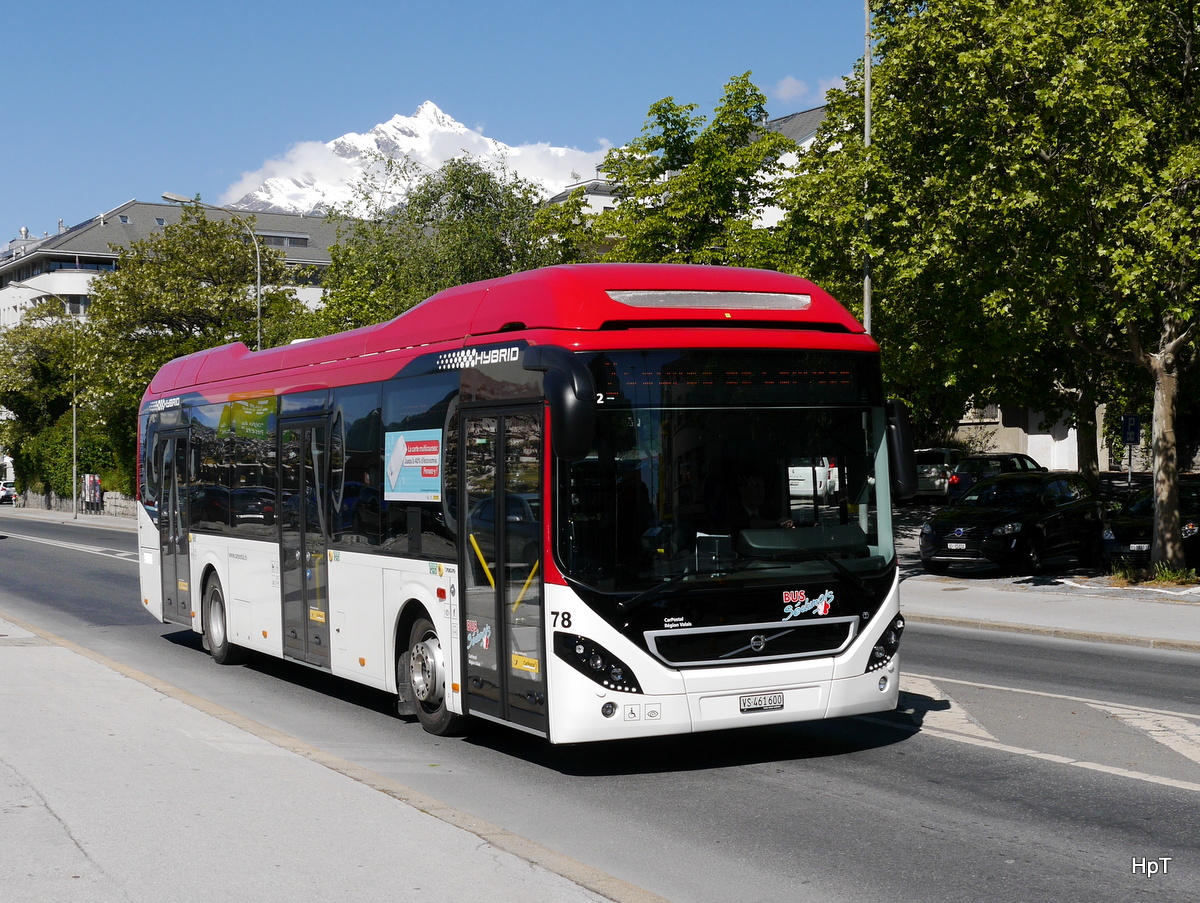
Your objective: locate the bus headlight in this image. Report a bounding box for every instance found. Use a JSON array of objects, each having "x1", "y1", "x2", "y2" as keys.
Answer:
[
  {"x1": 865, "y1": 615, "x2": 905, "y2": 673},
  {"x1": 554, "y1": 632, "x2": 643, "y2": 694}
]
